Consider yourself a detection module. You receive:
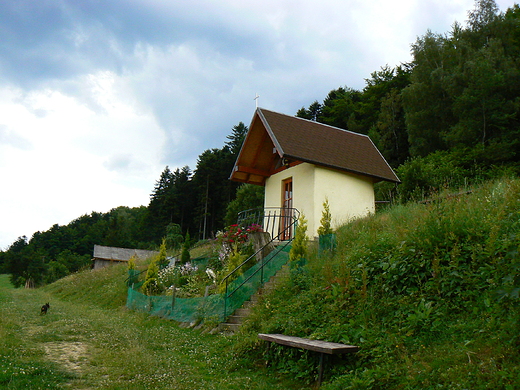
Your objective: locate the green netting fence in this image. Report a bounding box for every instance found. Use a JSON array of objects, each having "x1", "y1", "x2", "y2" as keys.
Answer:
[
  {"x1": 126, "y1": 245, "x2": 291, "y2": 323},
  {"x1": 318, "y1": 233, "x2": 337, "y2": 254}
]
